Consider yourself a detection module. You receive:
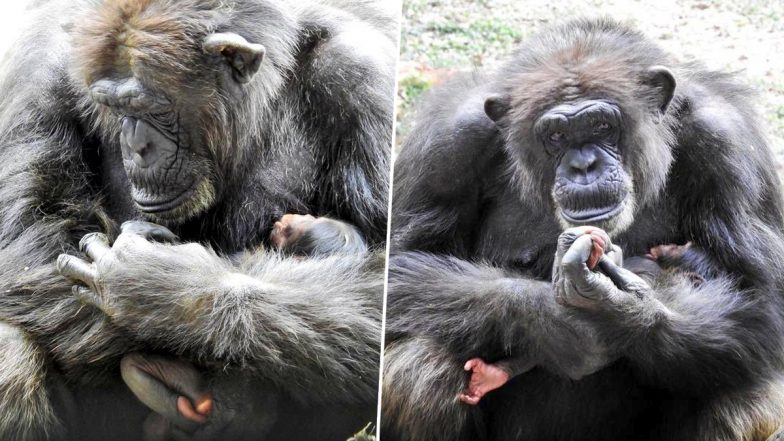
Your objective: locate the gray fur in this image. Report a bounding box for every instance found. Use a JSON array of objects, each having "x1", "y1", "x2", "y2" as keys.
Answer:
[
  {"x1": 0, "y1": 0, "x2": 394, "y2": 439},
  {"x1": 384, "y1": 18, "x2": 784, "y2": 441}
]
